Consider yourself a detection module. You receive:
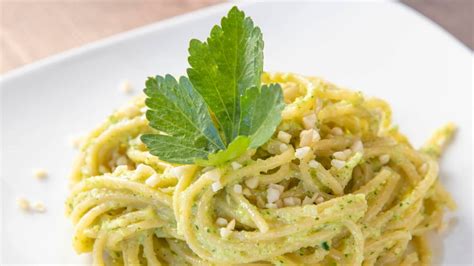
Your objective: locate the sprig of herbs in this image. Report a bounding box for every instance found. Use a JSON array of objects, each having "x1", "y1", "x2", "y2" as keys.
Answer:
[{"x1": 141, "y1": 7, "x2": 284, "y2": 165}]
